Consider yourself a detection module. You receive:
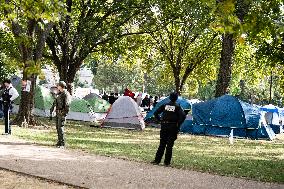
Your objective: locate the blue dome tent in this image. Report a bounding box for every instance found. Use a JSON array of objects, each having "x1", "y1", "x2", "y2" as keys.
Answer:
[
  {"x1": 188, "y1": 95, "x2": 275, "y2": 140},
  {"x1": 144, "y1": 97, "x2": 192, "y2": 121}
]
